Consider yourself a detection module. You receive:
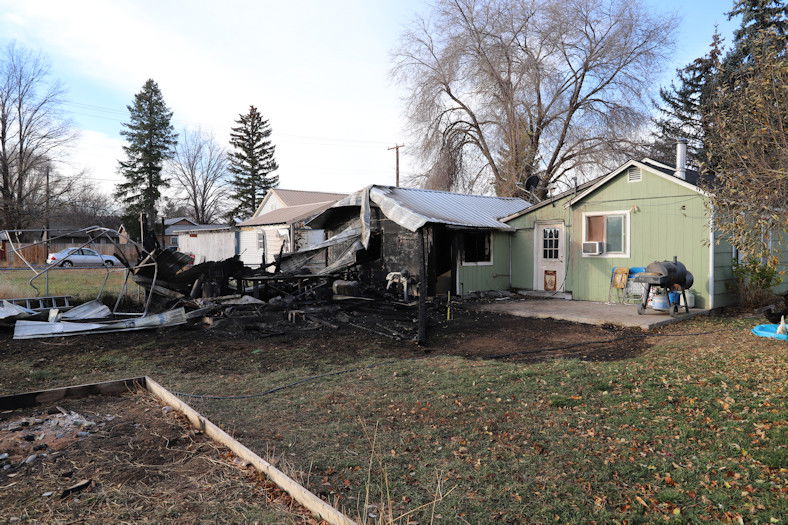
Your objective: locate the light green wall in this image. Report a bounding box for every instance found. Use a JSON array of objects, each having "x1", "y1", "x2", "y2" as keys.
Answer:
[
  {"x1": 507, "y1": 166, "x2": 735, "y2": 308},
  {"x1": 457, "y1": 231, "x2": 511, "y2": 294},
  {"x1": 509, "y1": 197, "x2": 573, "y2": 290}
]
